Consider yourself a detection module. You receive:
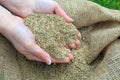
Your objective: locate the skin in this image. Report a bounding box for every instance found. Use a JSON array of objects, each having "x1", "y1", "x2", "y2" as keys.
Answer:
[{"x1": 0, "y1": 0, "x2": 81, "y2": 65}]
